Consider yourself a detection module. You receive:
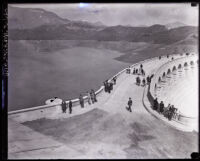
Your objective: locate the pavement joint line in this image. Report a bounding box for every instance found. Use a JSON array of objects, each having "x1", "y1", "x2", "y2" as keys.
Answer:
[{"x1": 9, "y1": 145, "x2": 62, "y2": 154}]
